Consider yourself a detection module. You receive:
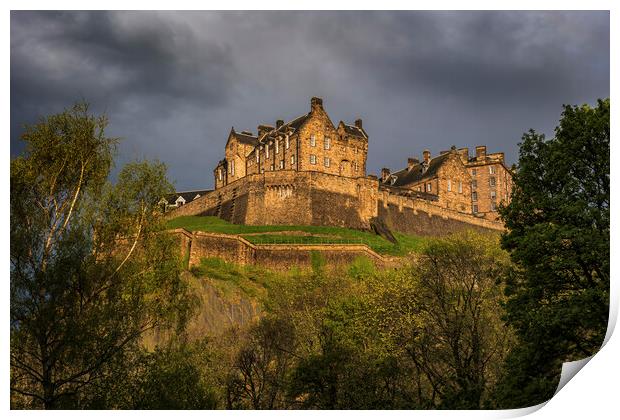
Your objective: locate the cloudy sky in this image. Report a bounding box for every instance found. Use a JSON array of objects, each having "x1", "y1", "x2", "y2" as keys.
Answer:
[{"x1": 11, "y1": 11, "x2": 609, "y2": 191}]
